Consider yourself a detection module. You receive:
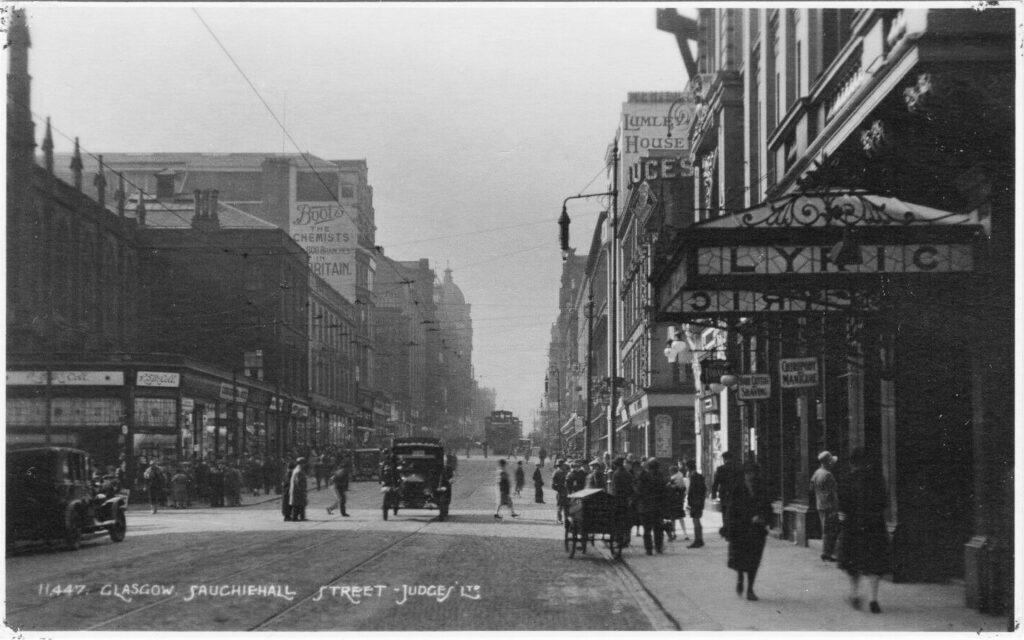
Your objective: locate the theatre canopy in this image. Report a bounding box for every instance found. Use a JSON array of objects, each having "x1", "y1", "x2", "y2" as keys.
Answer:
[{"x1": 658, "y1": 189, "x2": 987, "y2": 321}]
